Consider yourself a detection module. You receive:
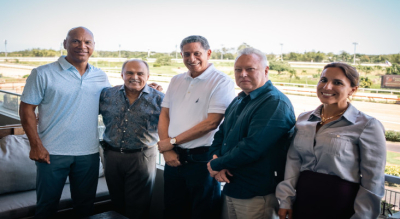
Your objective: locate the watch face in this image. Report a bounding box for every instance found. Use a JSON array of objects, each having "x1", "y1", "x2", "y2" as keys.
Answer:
[{"x1": 170, "y1": 138, "x2": 176, "y2": 144}]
